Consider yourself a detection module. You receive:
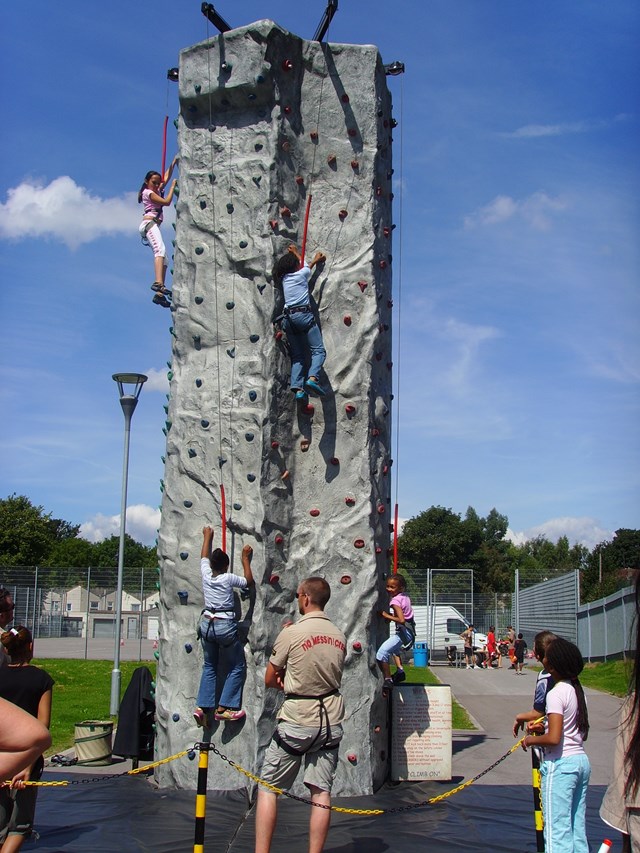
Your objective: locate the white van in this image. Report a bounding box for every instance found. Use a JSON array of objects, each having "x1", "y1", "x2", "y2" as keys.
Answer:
[{"x1": 412, "y1": 605, "x2": 488, "y2": 659}]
